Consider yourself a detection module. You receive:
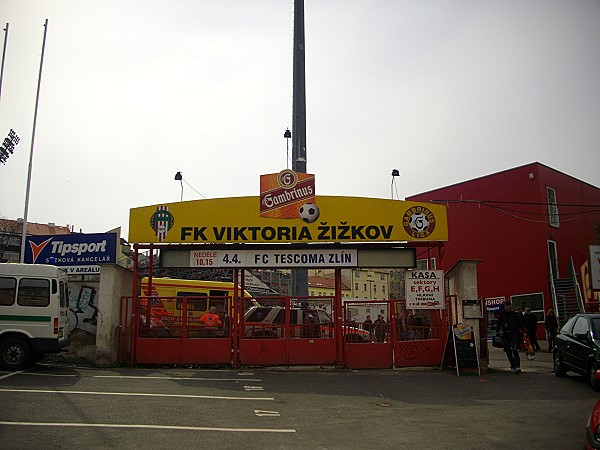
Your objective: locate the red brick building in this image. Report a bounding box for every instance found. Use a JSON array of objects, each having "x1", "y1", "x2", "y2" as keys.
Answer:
[{"x1": 407, "y1": 162, "x2": 600, "y2": 335}]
